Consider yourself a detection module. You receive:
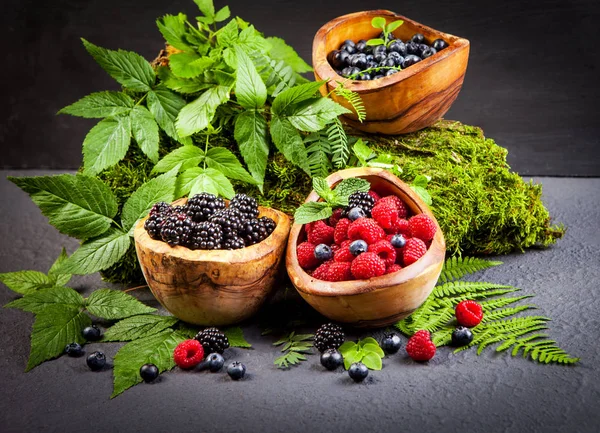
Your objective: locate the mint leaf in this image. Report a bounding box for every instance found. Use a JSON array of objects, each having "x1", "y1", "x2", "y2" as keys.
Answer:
[
  {"x1": 48, "y1": 248, "x2": 72, "y2": 287},
  {"x1": 26, "y1": 305, "x2": 92, "y2": 371},
  {"x1": 270, "y1": 116, "x2": 310, "y2": 174},
  {"x1": 371, "y1": 17, "x2": 387, "y2": 29},
  {"x1": 130, "y1": 106, "x2": 159, "y2": 163},
  {"x1": 194, "y1": 0, "x2": 215, "y2": 17},
  {"x1": 83, "y1": 115, "x2": 131, "y2": 176},
  {"x1": 147, "y1": 86, "x2": 189, "y2": 143},
  {"x1": 234, "y1": 110, "x2": 269, "y2": 187},
  {"x1": 169, "y1": 52, "x2": 214, "y2": 79},
  {"x1": 58, "y1": 91, "x2": 134, "y2": 118},
  {"x1": 176, "y1": 86, "x2": 230, "y2": 137},
  {"x1": 103, "y1": 315, "x2": 179, "y2": 342},
  {"x1": 0, "y1": 271, "x2": 54, "y2": 295},
  {"x1": 361, "y1": 352, "x2": 383, "y2": 370},
  {"x1": 9, "y1": 174, "x2": 118, "y2": 240},
  {"x1": 411, "y1": 185, "x2": 432, "y2": 206},
  {"x1": 266, "y1": 37, "x2": 312, "y2": 73},
  {"x1": 271, "y1": 81, "x2": 325, "y2": 115},
  {"x1": 234, "y1": 45, "x2": 267, "y2": 109},
  {"x1": 112, "y1": 329, "x2": 186, "y2": 397},
  {"x1": 386, "y1": 20, "x2": 404, "y2": 33},
  {"x1": 412, "y1": 174, "x2": 430, "y2": 188},
  {"x1": 5, "y1": 286, "x2": 85, "y2": 314},
  {"x1": 353, "y1": 139, "x2": 376, "y2": 166},
  {"x1": 153, "y1": 146, "x2": 203, "y2": 174},
  {"x1": 223, "y1": 326, "x2": 251, "y2": 348},
  {"x1": 121, "y1": 167, "x2": 178, "y2": 233},
  {"x1": 312, "y1": 177, "x2": 333, "y2": 201},
  {"x1": 362, "y1": 343, "x2": 385, "y2": 358},
  {"x1": 189, "y1": 167, "x2": 235, "y2": 199},
  {"x1": 59, "y1": 229, "x2": 130, "y2": 275},
  {"x1": 205, "y1": 147, "x2": 257, "y2": 185},
  {"x1": 82, "y1": 39, "x2": 155, "y2": 92},
  {"x1": 293, "y1": 202, "x2": 333, "y2": 225},
  {"x1": 214, "y1": 6, "x2": 230, "y2": 22},
  {"x1": 156, "y1": 14, "x2": 192, "y2": 51},
  {"x1": 86, "y1": 289, "x2": 156, "y2": 320},
  {"x1": 334, "y1": 178, "x2": 370, "y2": 199}
]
